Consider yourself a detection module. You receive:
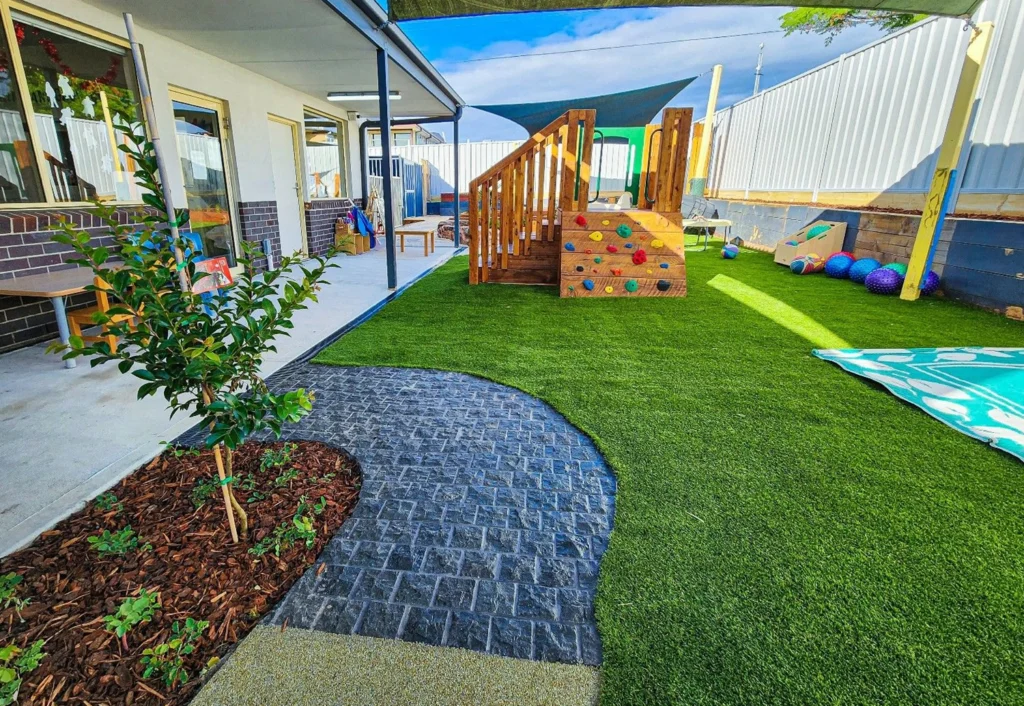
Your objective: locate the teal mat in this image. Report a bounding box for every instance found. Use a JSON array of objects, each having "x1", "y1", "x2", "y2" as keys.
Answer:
[{"x1": 814, "y1": 347, "x2": 1024, "y2": 463}]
